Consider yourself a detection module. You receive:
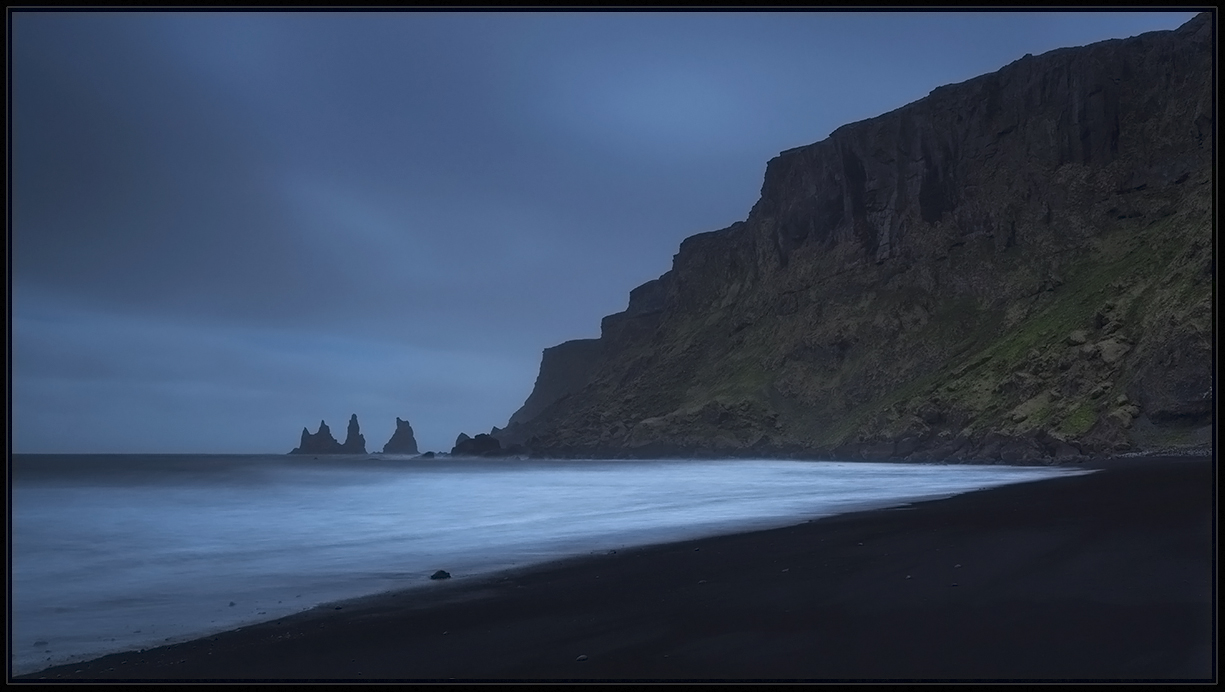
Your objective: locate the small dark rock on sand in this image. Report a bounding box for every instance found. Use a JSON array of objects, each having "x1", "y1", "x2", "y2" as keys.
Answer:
[{"x1": 430, "y1": 570, "x2": 451, "y2": 580}]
